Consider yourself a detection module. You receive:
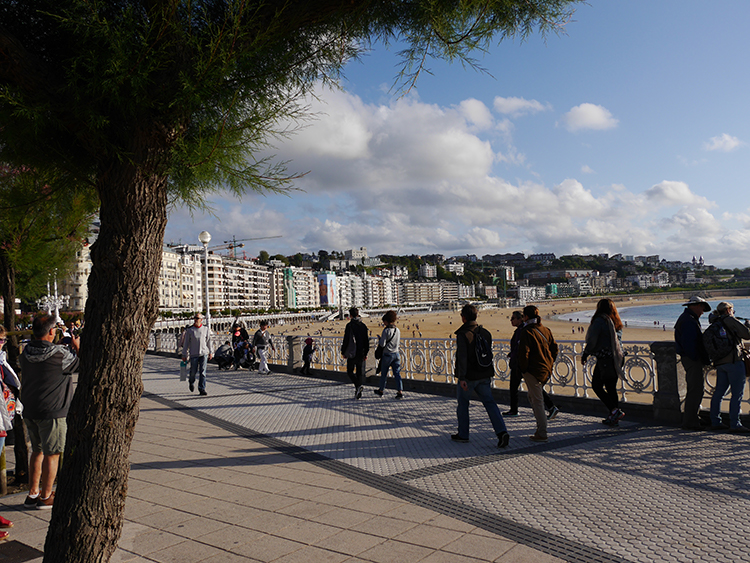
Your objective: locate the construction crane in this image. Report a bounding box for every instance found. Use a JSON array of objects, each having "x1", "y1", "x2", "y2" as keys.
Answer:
[{"x1": 223, "y1": 235, "x2": 282, "y2": 259}]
